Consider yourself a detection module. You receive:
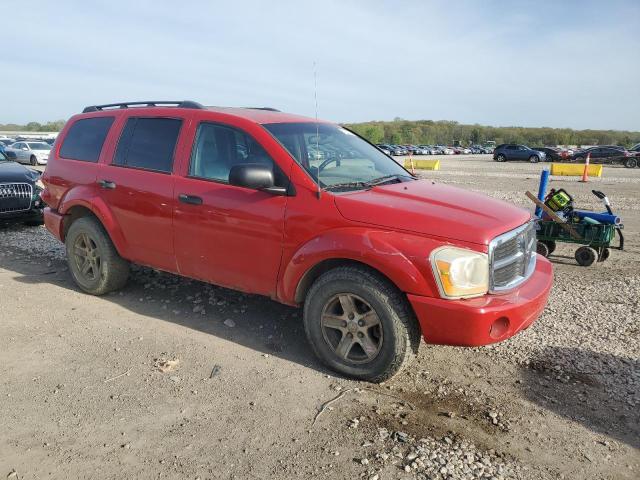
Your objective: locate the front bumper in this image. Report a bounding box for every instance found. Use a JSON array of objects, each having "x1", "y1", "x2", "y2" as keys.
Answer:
[{"x1": 408, "y1": 255, "x2": 553, "y2": 346}]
